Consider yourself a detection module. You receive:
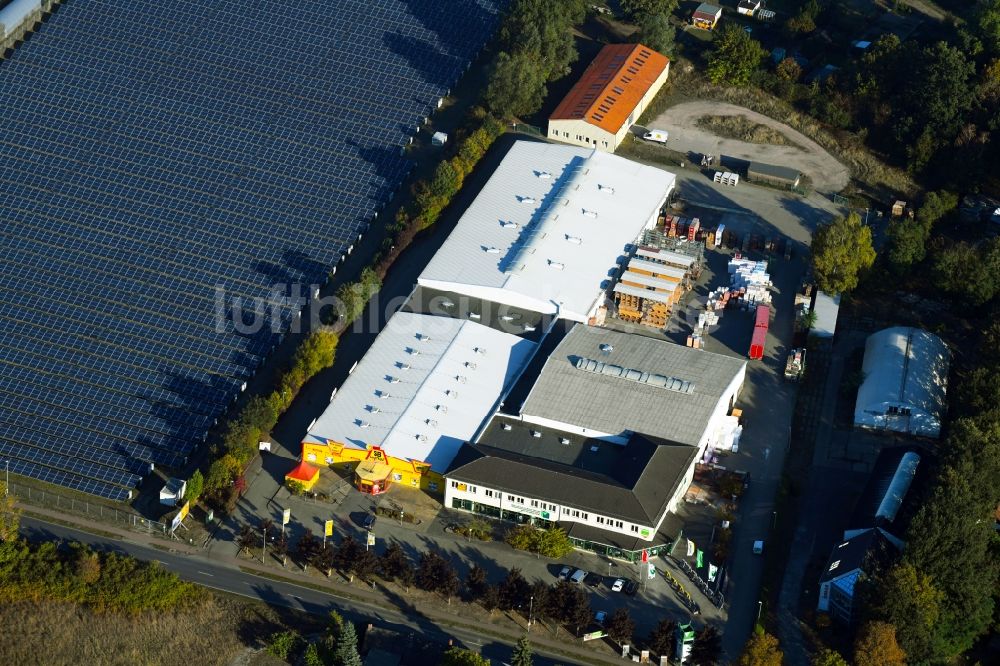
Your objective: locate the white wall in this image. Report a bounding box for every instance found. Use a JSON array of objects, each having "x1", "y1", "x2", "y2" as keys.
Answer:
[
  {"x1": 547, "y1": 118, "x2": 617, "y2": 152},
  {"x1": 444, "y1": 478, "x2": 660, "y2": 541}
]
